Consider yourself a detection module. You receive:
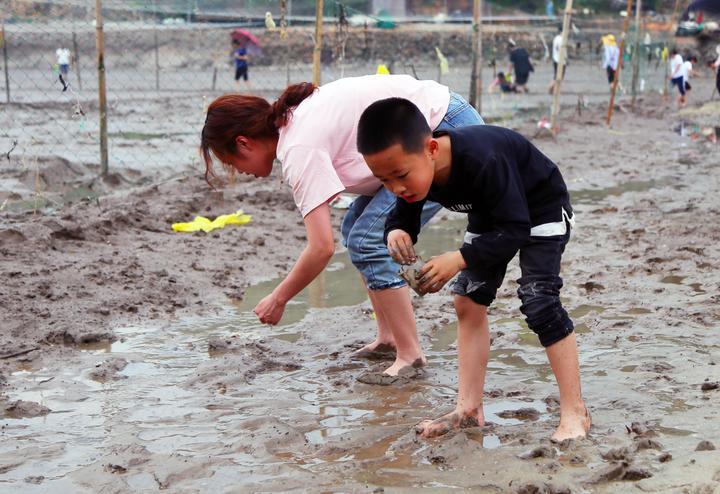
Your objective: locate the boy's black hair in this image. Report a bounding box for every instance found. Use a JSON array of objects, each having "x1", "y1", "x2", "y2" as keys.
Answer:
[
  {"x1": 497, "y1": 71, "x2": 506, "y2": 78},
  {"x1": 357, "y1": 97, "x2": 431, "y2": 155}
]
